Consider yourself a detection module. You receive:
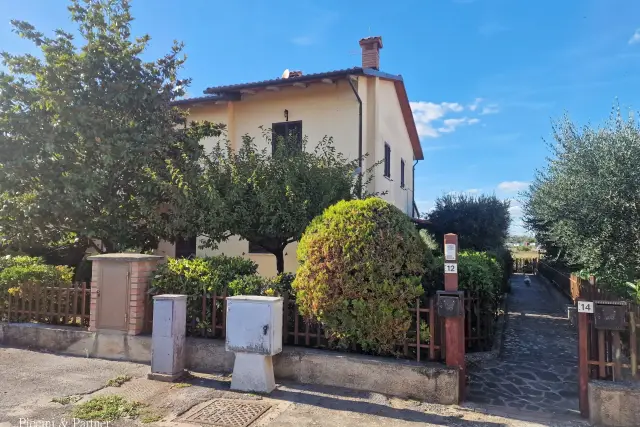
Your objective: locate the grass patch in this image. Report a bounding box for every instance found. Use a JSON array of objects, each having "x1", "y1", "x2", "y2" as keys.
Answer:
[
  {"x1": 511, "y1": 250, "x2": 539, "y2": 260},
  {"x1": 51, "y1": 395, "x2": 81, "y2": 405},
  {"x1": 106, "y1": 374, "x2": 132, "y2": 387},
  {"x1": 171, "y1": 382, "x2": 191, "y2": 389},
  {"x1": 71, "y1": 395, "x2": 145, "y2": 421},
  {"x1": 140, "y1": 413, "x2": 163, "y2": 423}
]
